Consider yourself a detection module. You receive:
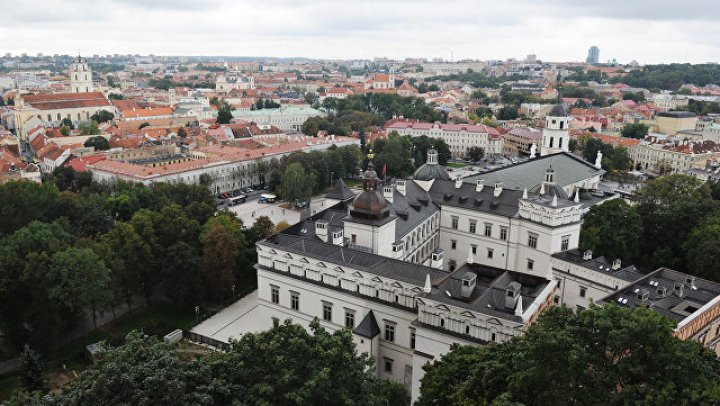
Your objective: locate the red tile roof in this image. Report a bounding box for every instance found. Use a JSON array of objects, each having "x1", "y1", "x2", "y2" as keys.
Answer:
[{"x1": 22, "y1": 92, "x2": 111, "y2": 110}]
